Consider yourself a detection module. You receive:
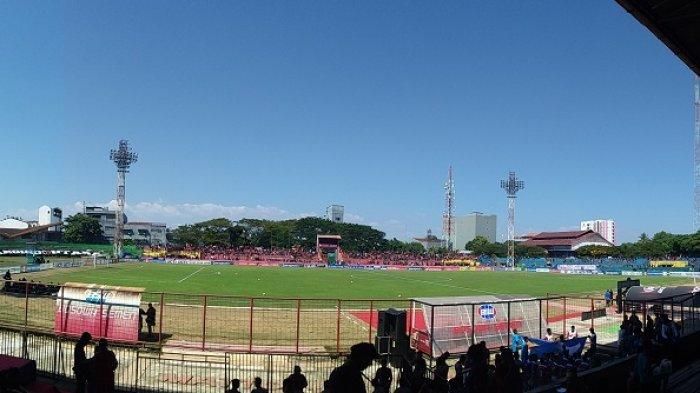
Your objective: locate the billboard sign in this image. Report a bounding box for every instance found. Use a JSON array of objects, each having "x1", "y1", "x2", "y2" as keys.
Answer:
[{"x1": 54, "y1": 282, "x2": 144, "y2": 342}]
